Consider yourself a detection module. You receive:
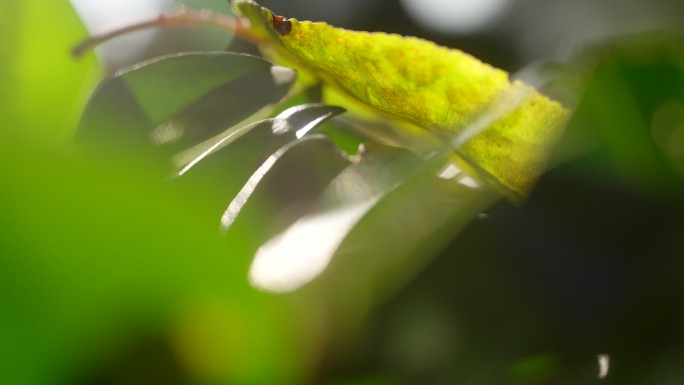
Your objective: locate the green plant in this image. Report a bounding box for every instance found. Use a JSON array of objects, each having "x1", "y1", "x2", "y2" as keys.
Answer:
[{"x1": 2, "y1": 1, "x2": 683, "y2": 384}]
